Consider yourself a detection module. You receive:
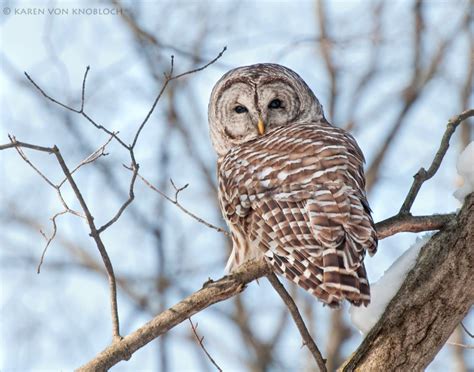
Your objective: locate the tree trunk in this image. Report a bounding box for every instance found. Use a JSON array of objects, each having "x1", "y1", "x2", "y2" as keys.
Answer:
[{"x1": 341, "y1": 193, "x2": 474, "y2": 371}]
